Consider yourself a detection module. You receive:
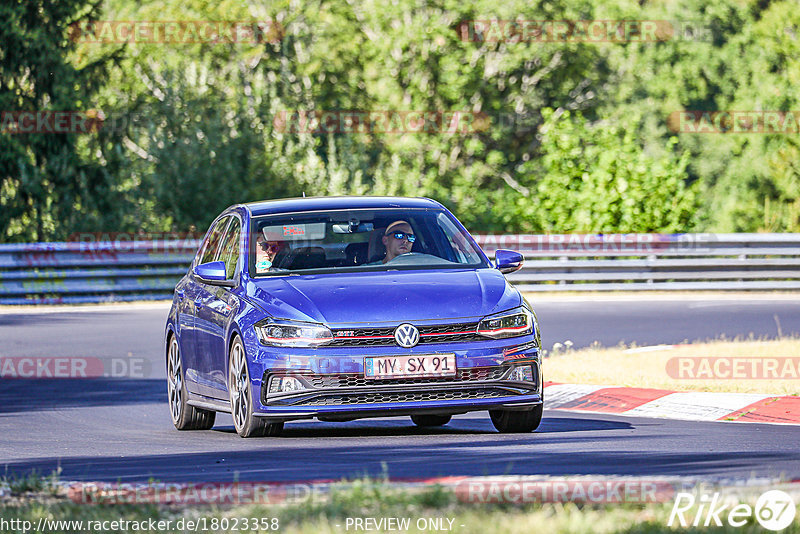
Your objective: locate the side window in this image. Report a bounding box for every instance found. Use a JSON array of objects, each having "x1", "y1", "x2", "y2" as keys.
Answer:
[
  {"x1": 218, "y1": 217, "x2": 242, "y2": 279},
  {"x1": 436, "y1": 212, "x2": 481, "y2": 264},
  {"x1": 198, "y1": 217, "x2": 230, "y2": 265}
]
